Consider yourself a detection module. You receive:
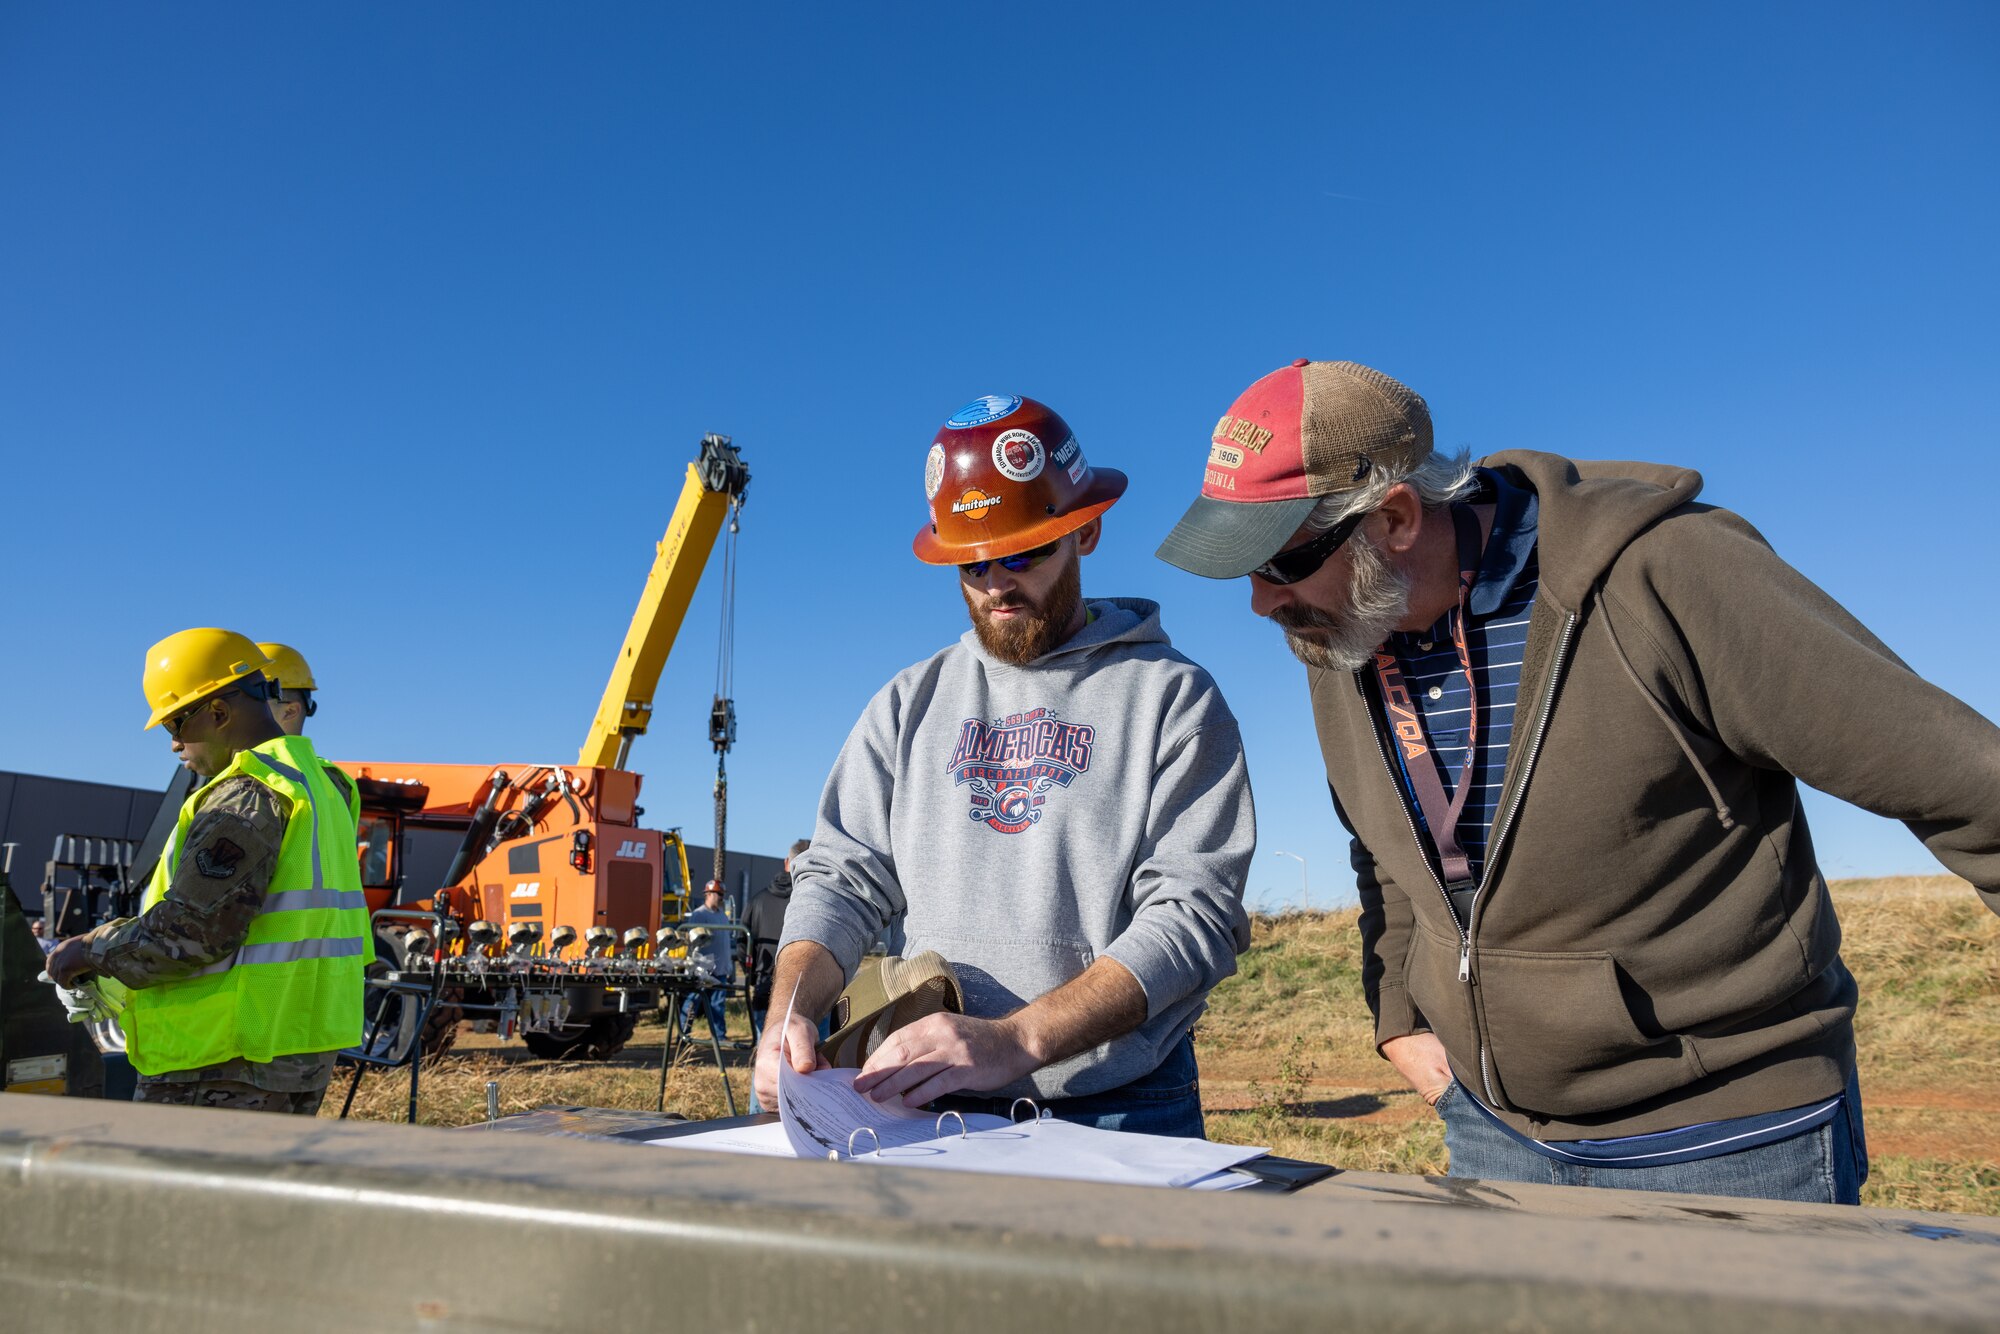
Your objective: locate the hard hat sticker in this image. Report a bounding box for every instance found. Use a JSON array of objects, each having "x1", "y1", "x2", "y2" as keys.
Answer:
[
  {"x1": 992, "y1": 429, "x2": 1045, "y2": 483},
  {"x1": 946, "y1": 395, "x2": 1023, "y2": 430},
  {"x1": 952, "y1": 489, "x2": 1002, "y2": 521},
  {"x1": 924, "y1": 444, "x2": 947, "y2": 500},
  {"x1": 1053, "y1": 435, "x2": 1086, "y2": 484}
]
